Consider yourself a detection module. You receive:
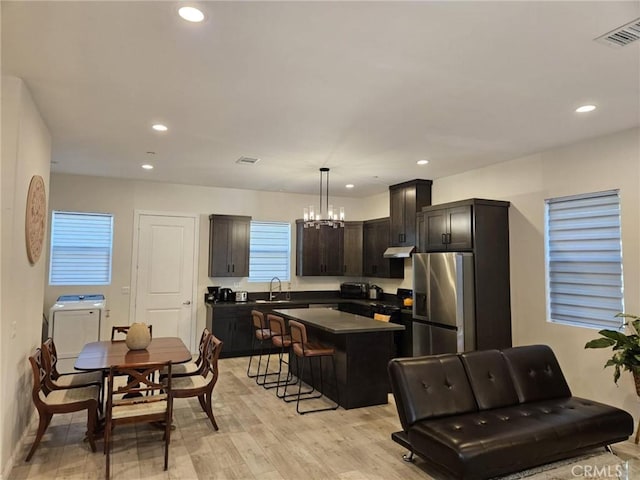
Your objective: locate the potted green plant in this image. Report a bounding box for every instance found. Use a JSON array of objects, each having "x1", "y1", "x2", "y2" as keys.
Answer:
[{"x1": 585, "y1": 313, "x2": 640, "y2": 394}]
